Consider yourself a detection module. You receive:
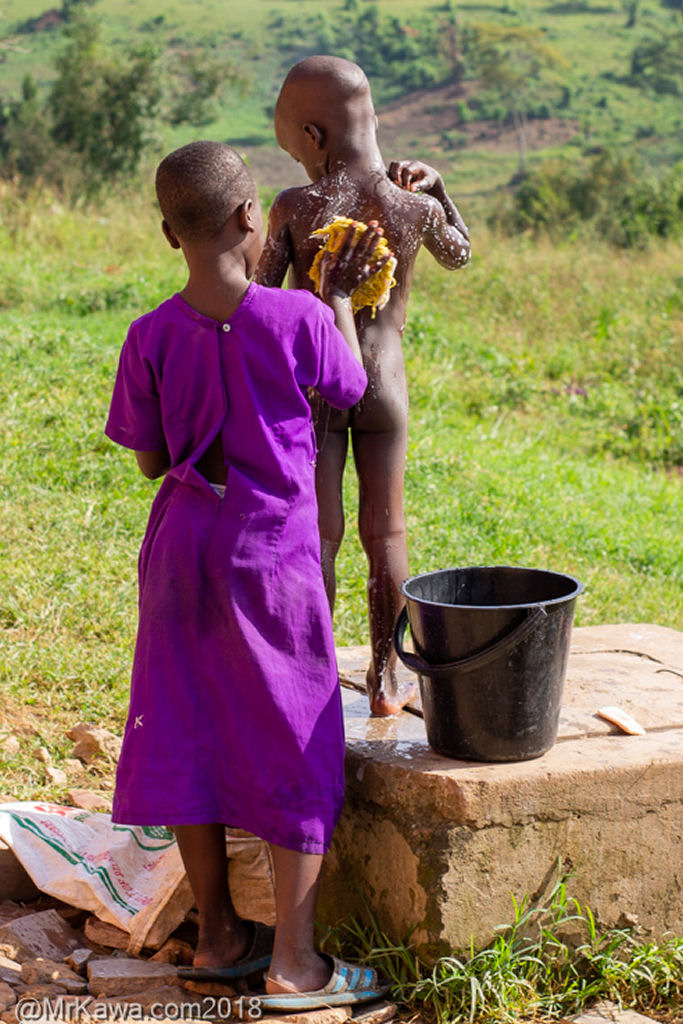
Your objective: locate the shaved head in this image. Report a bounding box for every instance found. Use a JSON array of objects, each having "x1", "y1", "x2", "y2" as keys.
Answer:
[
  {"x1": 156, "y1": 141, "x2": 254, "y2": 242},
  {"x1": 275, "y1": 55, "x2": 374, "y2": 132}
]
